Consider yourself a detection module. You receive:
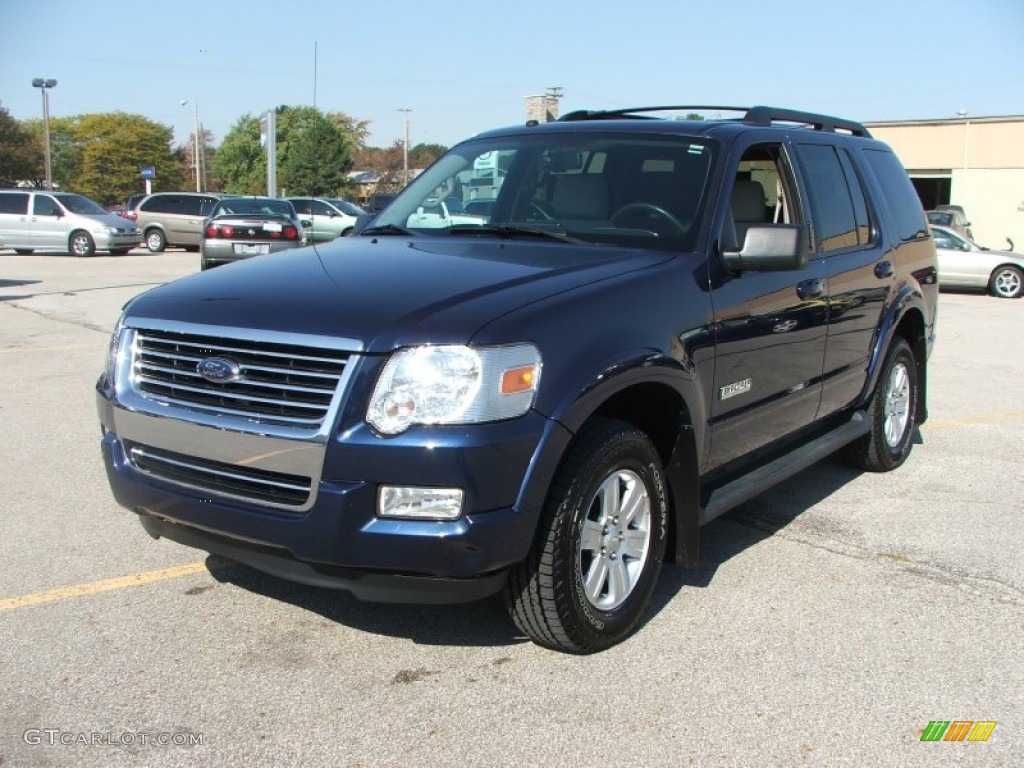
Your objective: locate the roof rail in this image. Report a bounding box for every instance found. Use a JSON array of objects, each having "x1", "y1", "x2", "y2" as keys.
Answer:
[
  {"x1": 556, "y1": 104, "x2": 872, "y2": 137},
  {"x1": 558, "y1": 105, "x2": 747, "y2": 122},
  {"x1": 743, "y1": 106, "x2": 871, "y2": 137}
]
